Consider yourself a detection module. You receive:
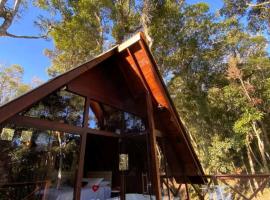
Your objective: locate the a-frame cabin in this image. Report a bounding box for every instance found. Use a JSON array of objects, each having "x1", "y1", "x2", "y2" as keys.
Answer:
[{"x1": 0, "y1": 32, "x2": 205, "y2": 200}]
